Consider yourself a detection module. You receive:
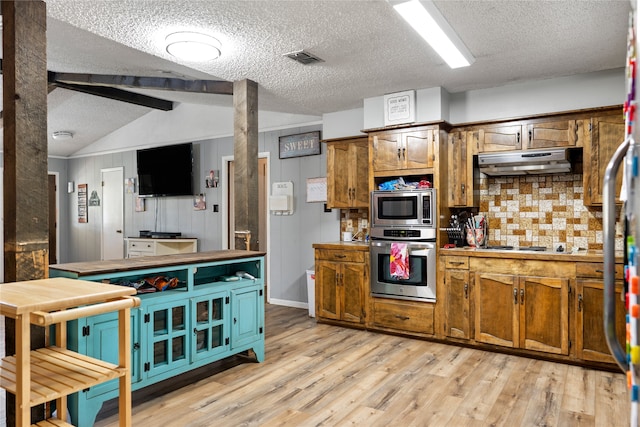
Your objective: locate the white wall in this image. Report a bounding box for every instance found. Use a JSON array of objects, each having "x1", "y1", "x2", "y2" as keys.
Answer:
[{"x1": 360, "y1": 68, "x2": 626, "y2": 130}]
